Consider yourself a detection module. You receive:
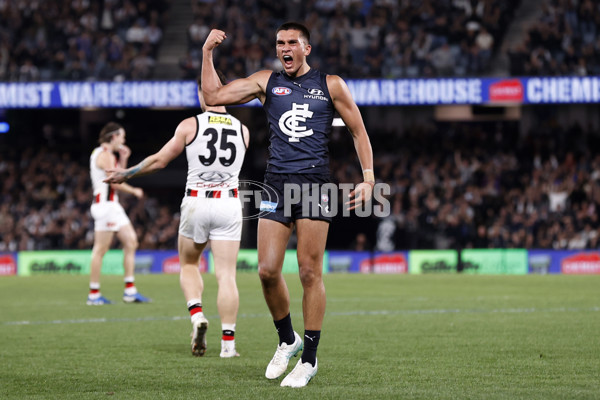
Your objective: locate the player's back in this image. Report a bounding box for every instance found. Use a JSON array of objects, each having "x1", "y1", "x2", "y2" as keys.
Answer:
[{"x1": 185, "y1": 111, "x2": 247, "y2": 190}]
